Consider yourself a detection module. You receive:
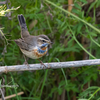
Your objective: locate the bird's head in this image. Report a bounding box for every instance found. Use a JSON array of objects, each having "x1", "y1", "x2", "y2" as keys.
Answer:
[{"x1": 37, "y1": 35, "x2": 52, "y2": 48}]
